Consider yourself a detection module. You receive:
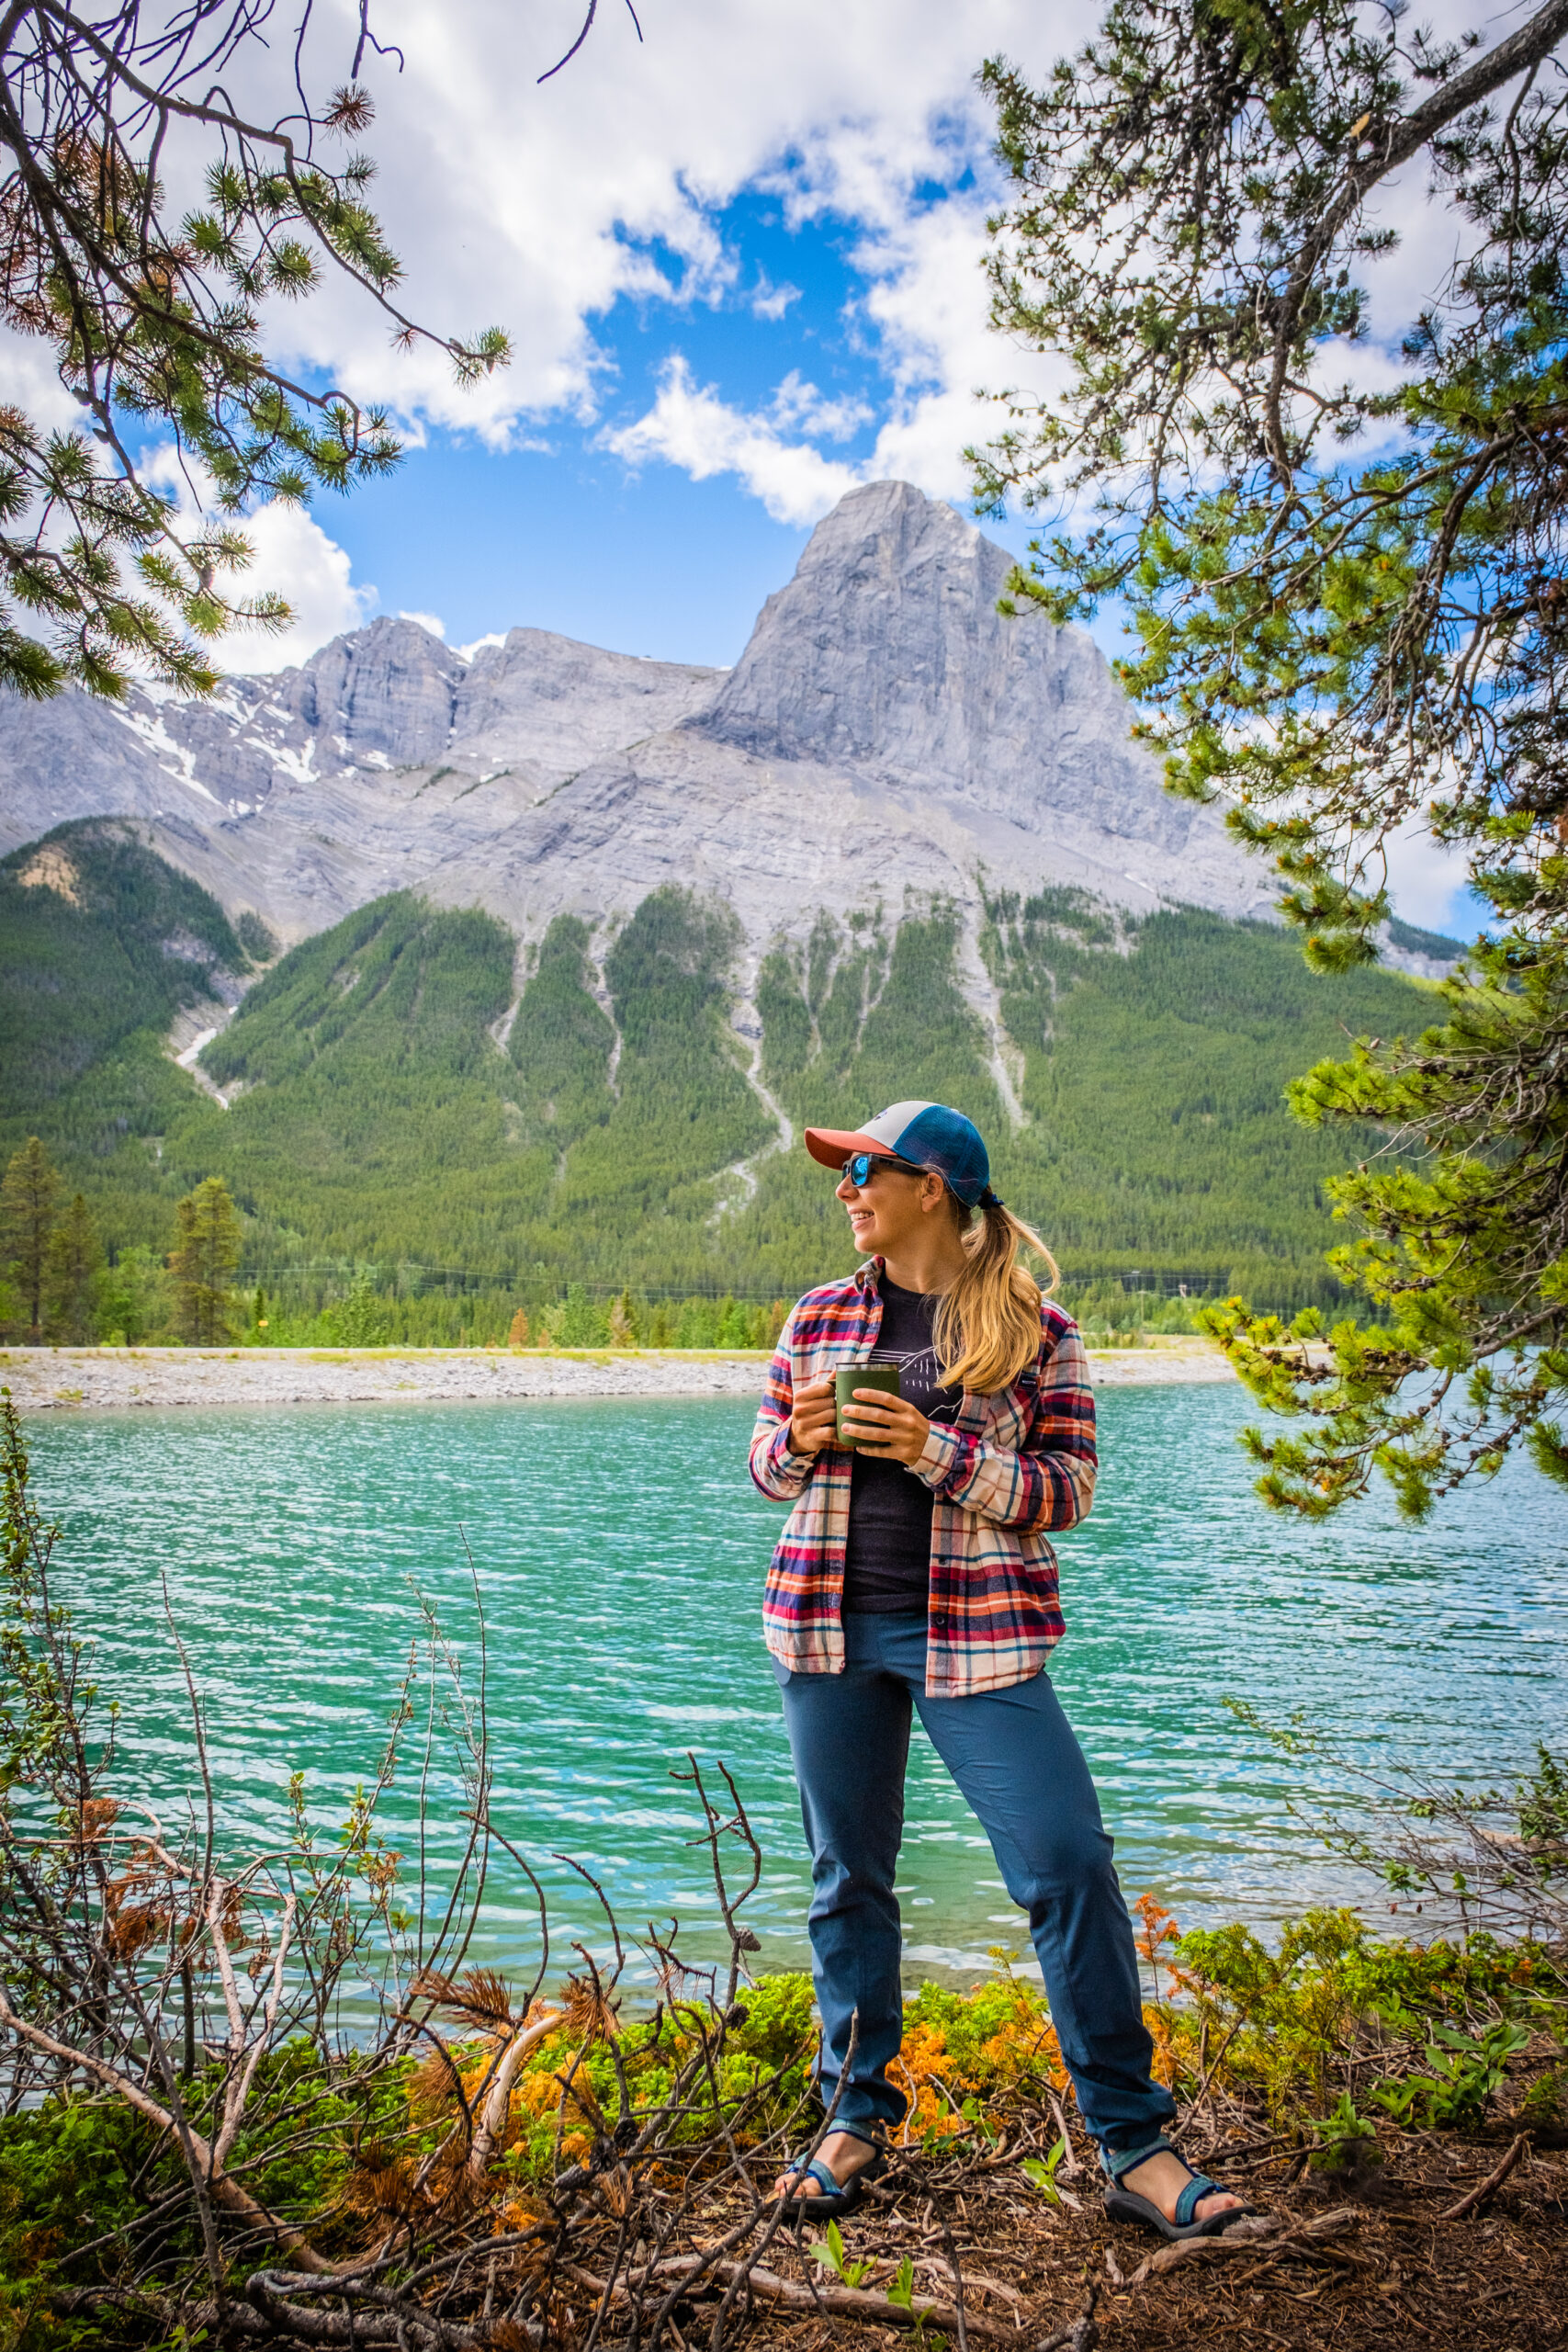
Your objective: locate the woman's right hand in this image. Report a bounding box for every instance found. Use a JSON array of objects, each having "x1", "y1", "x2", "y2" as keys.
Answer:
[{"x1": 788, "y1": 1373, "x2": 839, "y2": 1455}]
